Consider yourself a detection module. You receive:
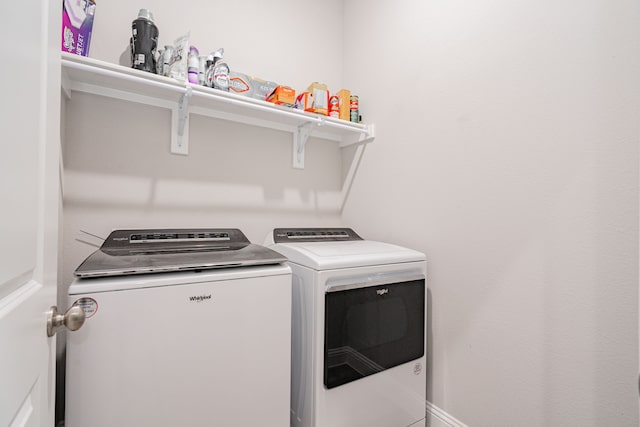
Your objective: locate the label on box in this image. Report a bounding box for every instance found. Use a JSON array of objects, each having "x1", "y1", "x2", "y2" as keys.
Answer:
[
  {"x1": 230, "y1": 72, "x2": 253, "y2": 97},
  {"x1": 62, "y1": 0, "x2": 96, "y2": 57},
  {"x1": 267, "y1": 86, "x2": 296, "y2": 106},
  {"x1": 251, "y1": 78, "x2": 278, "y2": 101}
]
